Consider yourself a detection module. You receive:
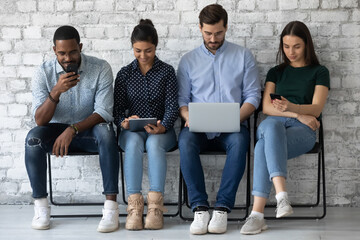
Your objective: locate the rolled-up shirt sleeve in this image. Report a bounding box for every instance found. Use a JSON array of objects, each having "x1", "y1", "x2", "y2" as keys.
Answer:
[
  {"x1": 241, "y1": 49, "x2": 261, "y2": 109},
  {"x1": 31, "y1": 65, "x2": 49, "y2": 121},
  {"x1": 93, "y1": 62, "x2": 114, "y2": 123},
  {"x1": 177, "y1": 57, "x2": 192, "y2": 108}
]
